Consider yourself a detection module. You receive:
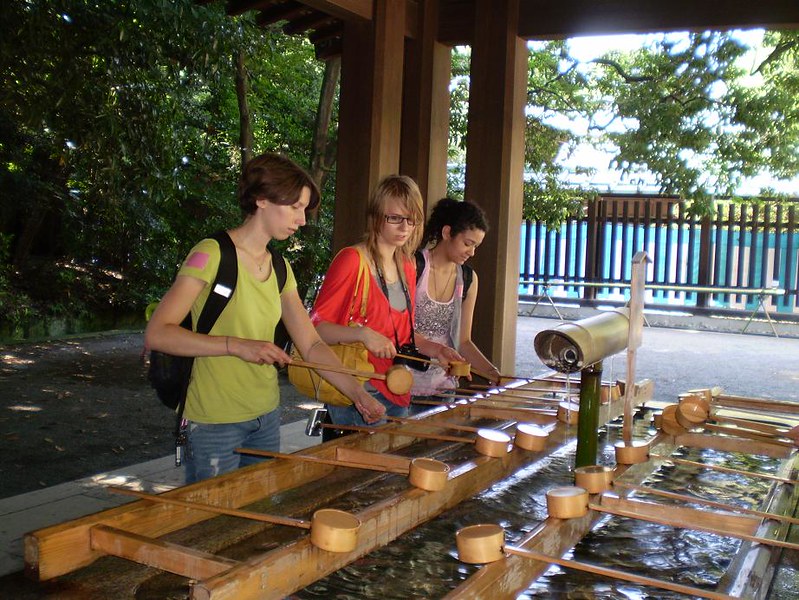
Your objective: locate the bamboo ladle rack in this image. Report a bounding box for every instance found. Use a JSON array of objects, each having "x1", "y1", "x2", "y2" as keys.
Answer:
[{"x1": 456, "y1": 524, "x2": 732, "y2": 599}]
